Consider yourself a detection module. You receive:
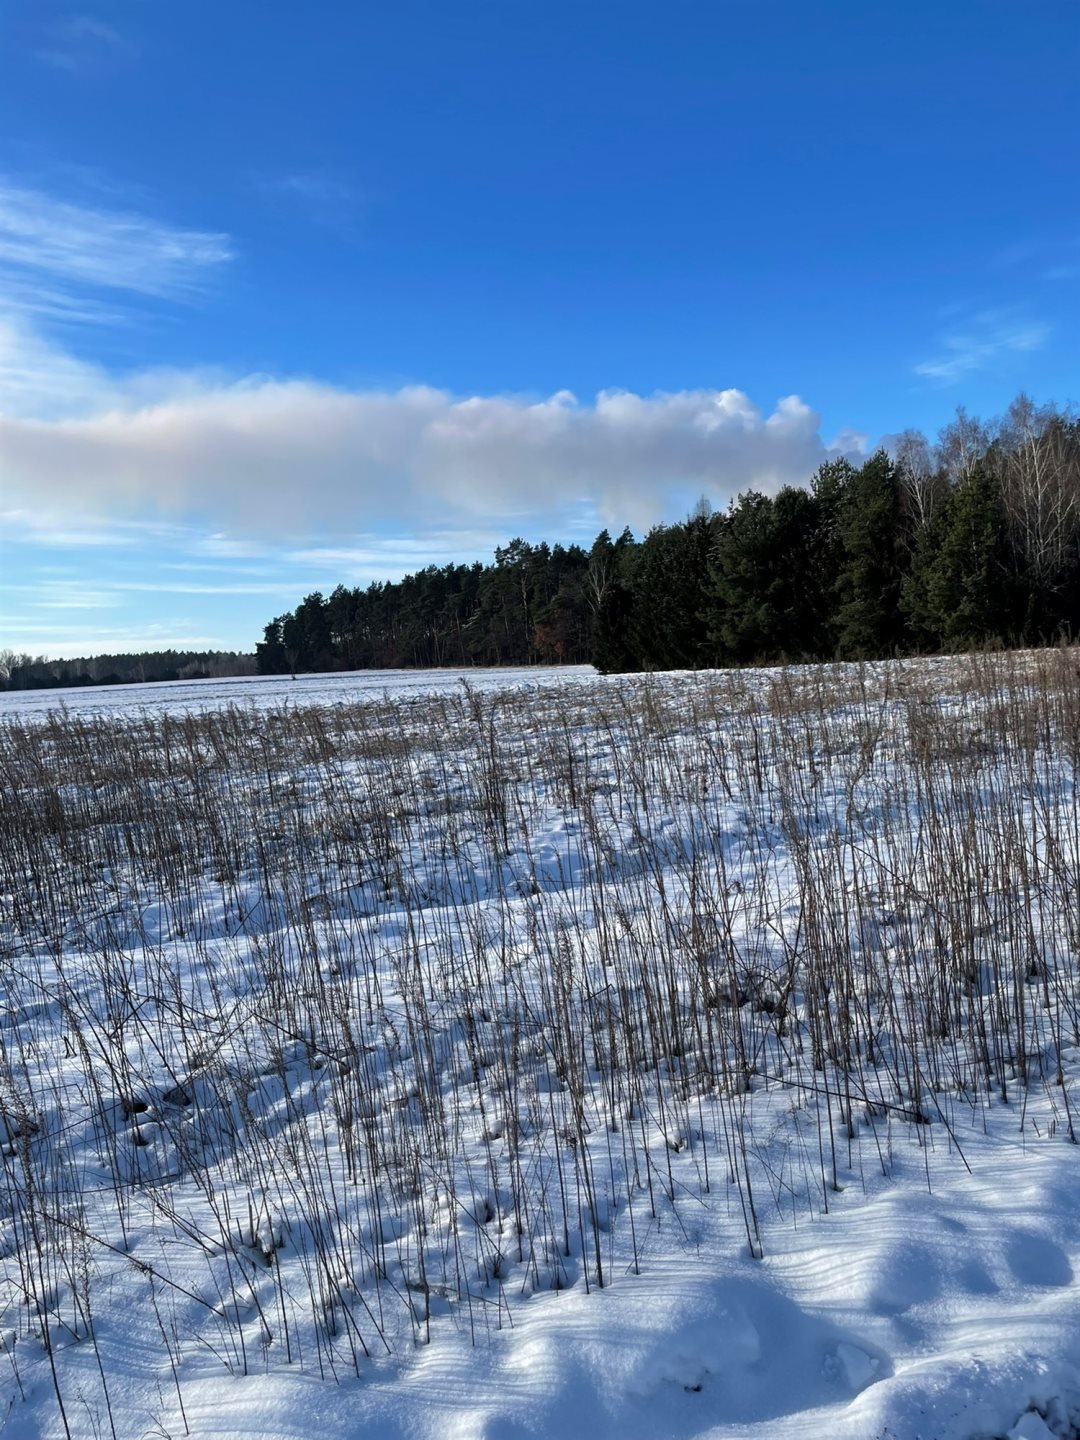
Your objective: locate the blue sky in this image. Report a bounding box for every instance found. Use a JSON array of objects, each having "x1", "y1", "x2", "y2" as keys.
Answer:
[{"x1": 1, "y1": 0, "x2": 1079, "y2": 657}]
